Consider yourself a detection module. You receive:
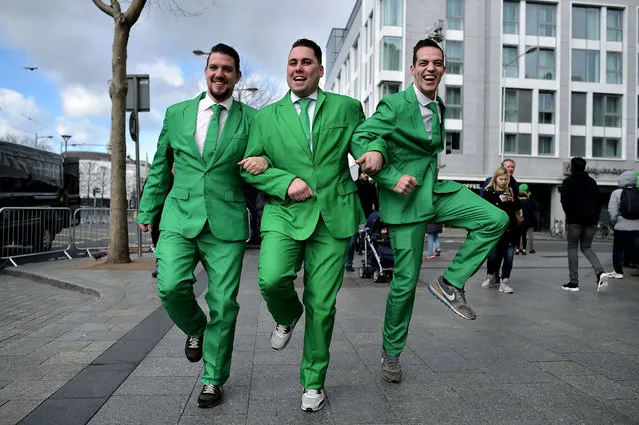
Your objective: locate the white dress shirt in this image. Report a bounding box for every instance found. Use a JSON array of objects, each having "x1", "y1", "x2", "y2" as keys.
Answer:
[
  {"x1": 290, "y1": 90, "x2": 318, "y2": 151},
  {"x1": 413, "y1": 85, "x2": 441, "y2": 140},
  {"x1": 194, "y1": 94, "x2": 234, "y2": 155}
]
